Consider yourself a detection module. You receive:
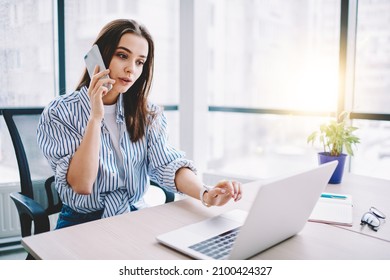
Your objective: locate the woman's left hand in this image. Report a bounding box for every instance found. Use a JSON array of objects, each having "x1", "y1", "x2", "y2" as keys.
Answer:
[{"x1": 204, "y1": 180, "x2": 242, "y2": 206}]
